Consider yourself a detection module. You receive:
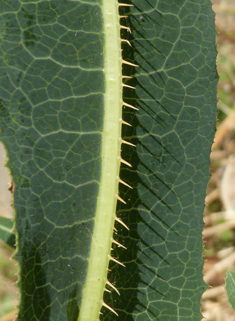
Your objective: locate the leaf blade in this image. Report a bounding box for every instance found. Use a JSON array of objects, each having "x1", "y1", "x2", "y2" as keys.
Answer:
[
  {"x1": 103, "y1": 1, "x2": 218, "y2": 320},
  {"x1": 0, "y1": 216, "x2": 15, "y2": 248},
  {"x1": 226, "y1": 268, "x2": 235, "y2": 312},
  {"x1": 0, "y1": 1, "x2": 109, "y2": 320}
]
